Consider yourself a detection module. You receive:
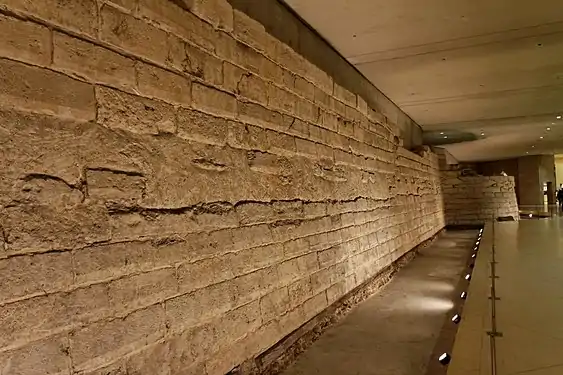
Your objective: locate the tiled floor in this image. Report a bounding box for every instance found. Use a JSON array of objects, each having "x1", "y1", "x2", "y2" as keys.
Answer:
[
  {"x1": 448, "y1": 218, "x2": 563, "y2": 375},
  {"x1": 281, "y1": 230, "x2": 476, "y2": 375}
]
